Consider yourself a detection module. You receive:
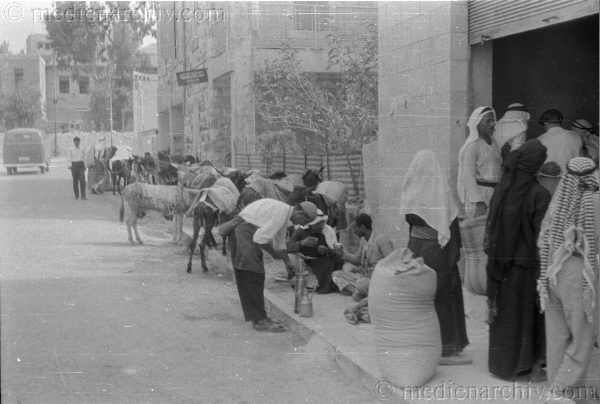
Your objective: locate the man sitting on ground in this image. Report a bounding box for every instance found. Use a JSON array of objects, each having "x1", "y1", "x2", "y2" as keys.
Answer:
[
  {"x1": 287, "y1": 209, "x2": 342, "y2": 294},
  {"x1": 331, "y1": 213, "x2": 393, "y2": 298}
]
